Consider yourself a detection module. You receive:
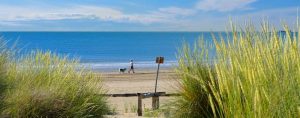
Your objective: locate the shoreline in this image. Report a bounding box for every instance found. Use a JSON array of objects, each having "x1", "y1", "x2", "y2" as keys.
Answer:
[
  {"x1": 80, "y1": 61, "x2": 178, "y2": 73},
  {"x1": 98, "y1": 67, "x2": 176, "y2": 74},
  {"x1": 91, "y1": 66, "x2": 177, "y2": 74}
]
